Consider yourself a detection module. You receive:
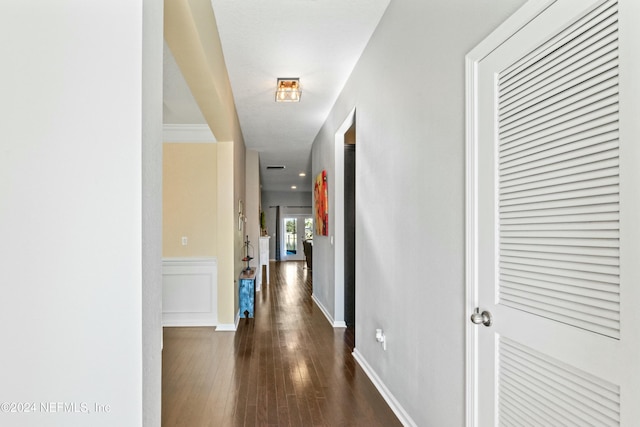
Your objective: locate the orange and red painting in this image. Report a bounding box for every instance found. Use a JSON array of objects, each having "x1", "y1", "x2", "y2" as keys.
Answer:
[{"x1": 314, "y1": 170, "x2": 328, "y2": 236}]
